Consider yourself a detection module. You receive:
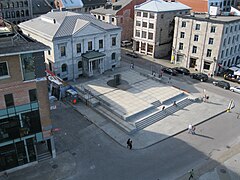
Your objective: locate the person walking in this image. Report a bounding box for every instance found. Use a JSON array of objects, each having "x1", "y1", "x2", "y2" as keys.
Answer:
[
  {"x1": 192, "y1": 126, "x2": 196, "y2": 135},
  {"x1": 188, "y1": 124, "x2": 192, "y2": 134},
  {"x1": 188, "y1": 169, "x2": 194, "y2": 180},
  {"x1": 129, "y1": 140, "x2": 133, "y2": 150},
  {"x1": 127, "y1": 138, "x2": 131, "y2": 149},
  {"x1": 162, "y1": 106, "x2": 165, "y2": 111}
]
